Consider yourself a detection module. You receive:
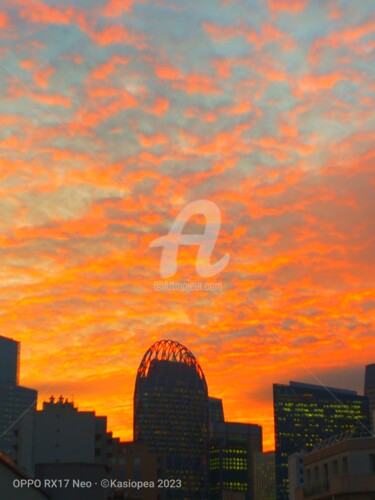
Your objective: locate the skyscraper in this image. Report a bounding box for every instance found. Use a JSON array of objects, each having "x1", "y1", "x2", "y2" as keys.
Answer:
[
  {"x1": 364, "y1": 363, "x2": 375, "y2": 431},
  {"x1": 273, "y1": 381, "x2": 371, "y2": 500},
  {"x1": 209, "y1": 421, "x2": 262, "y2": 500},
  {"x1": 0, "y1": 336, "x2": 37, "y2": 473},
  {"x1": 209, "y1": 397, "x2": 225, "y2": 424},
  {"x1": 134, "y1": 339, "x2": 209, "y2": 499}
]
